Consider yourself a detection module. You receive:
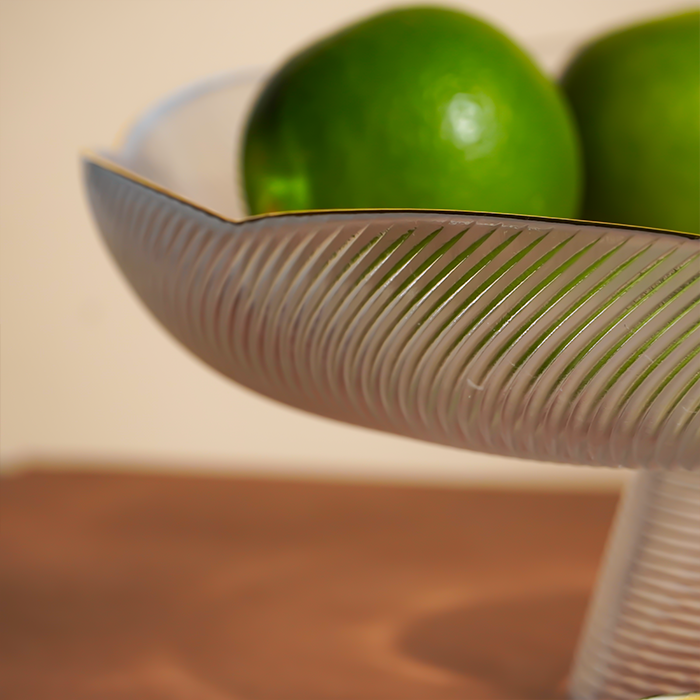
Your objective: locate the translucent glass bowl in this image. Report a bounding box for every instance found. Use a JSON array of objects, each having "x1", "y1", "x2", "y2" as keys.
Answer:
[{"x1": 83, "y1": 69, "x2": 700, "y2": 699}]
